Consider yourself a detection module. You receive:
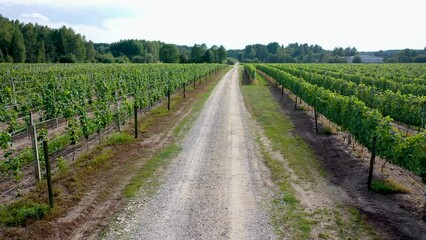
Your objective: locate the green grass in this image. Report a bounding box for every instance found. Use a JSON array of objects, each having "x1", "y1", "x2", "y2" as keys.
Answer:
[
  {"x1": 0, "y1": 200, "x2": 50, "y2": 227},
  {"x1": 105, "y1": 132, "x2": 134, "y2": 146},
  {"x1": 242, "y1": 73, "x2": 322, "y2": 182},
  {"x1": 371, "y1": 179, "x2": 410, "y2": 194},
  {"x1": 241, "y1": 71, "x2": 315, "y2": 238}
]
